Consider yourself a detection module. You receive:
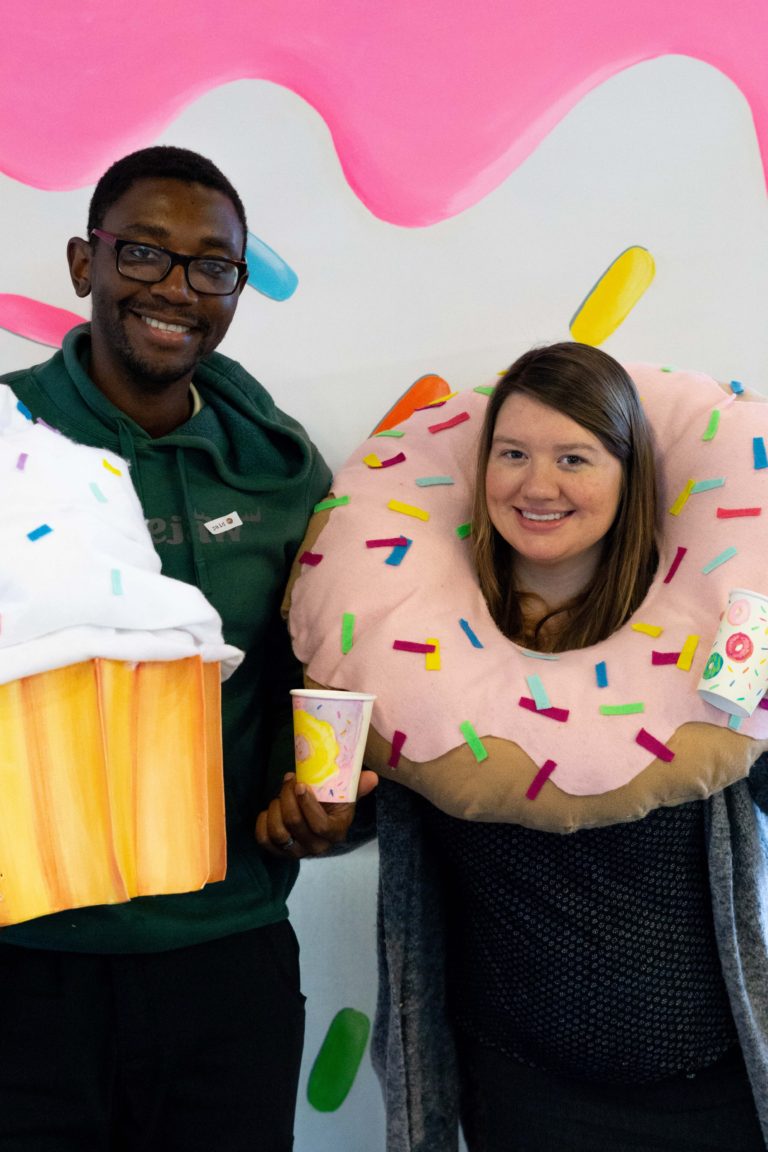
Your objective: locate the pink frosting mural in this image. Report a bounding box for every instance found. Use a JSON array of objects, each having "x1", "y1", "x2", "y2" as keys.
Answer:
[{"x1": 1, "y1": 0, "x2": 767, "y2": 227}]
